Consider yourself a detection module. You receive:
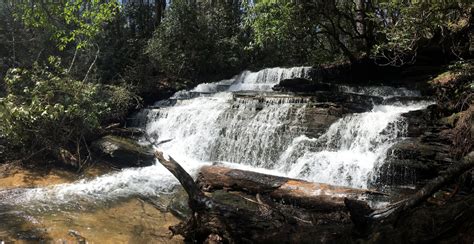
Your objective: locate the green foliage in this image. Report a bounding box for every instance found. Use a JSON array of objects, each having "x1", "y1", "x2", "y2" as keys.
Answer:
[
  {"x1": 244, "y1": 1, "x2": 336, "y2": 67},
  {"x1": 246, "y1": 0, "x2": 373, "y2": 64},
  {"x1": 0, "y1": 57, "x2": 138, "y2": 157},
  {"x1": 0, "y1": 3, "x2": 56, "y2": 84},
  {"x1": 14, "y1": 0, "x2": 119, "y2": 50},
  {"x1": 146, "y1": 0, "x2": 245, "y2": 79},
  {"x1": 95, "y1": 3, "x2": 157, "y2": 83},
  {"x1": 371, "y1": 1, "x2": 472, "y2": 66},
  {"x1": 244, "y1": 1, "x2": 294, "y2": 66},
  {"x1": 203, "y1": 2, "x2": 247, "y2": 75},
  {"x1": 146, "y1": 0, "x2": 209, "y2": 78},
  {"x1": 247, "y1": 2, "x2": 293, "y2": 49}
]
